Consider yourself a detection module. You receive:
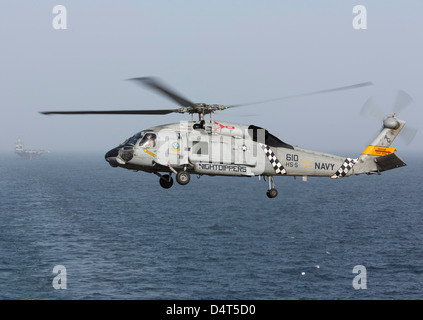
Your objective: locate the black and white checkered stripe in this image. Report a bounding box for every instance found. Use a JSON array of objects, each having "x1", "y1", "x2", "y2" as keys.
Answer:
[
  {"x1": 260, "y1": 143, "x2": 287, "y2": 175},
  {"x1": 331, "y1": 158, "x2": 357, "y2": 178}
]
